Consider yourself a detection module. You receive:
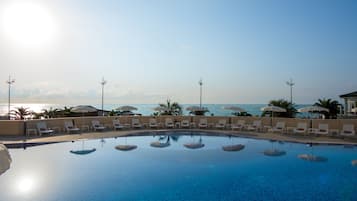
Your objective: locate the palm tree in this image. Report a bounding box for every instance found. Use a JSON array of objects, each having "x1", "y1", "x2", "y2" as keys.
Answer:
[
  {"x1": 42, "y1": 107, "x2": 60, "y2": 118},
  {"x1": 157, "y1": 99, "x2": 182, "y2": 116},
  {"x1": 109, "y1": 110, "x2": 116, "y2": 116},
  {"x1": 262, "y1": 99, "x2": 297, "y2": 118},
  {"x1": 314, "y1": 98, "x2": 340, "y2": 119},
  {"x1": 11, "y1": 107, "x2": 31, "y2": 120},
  {"x1": 58, "y1": 106, "x2": 74, "y2": 117}
]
